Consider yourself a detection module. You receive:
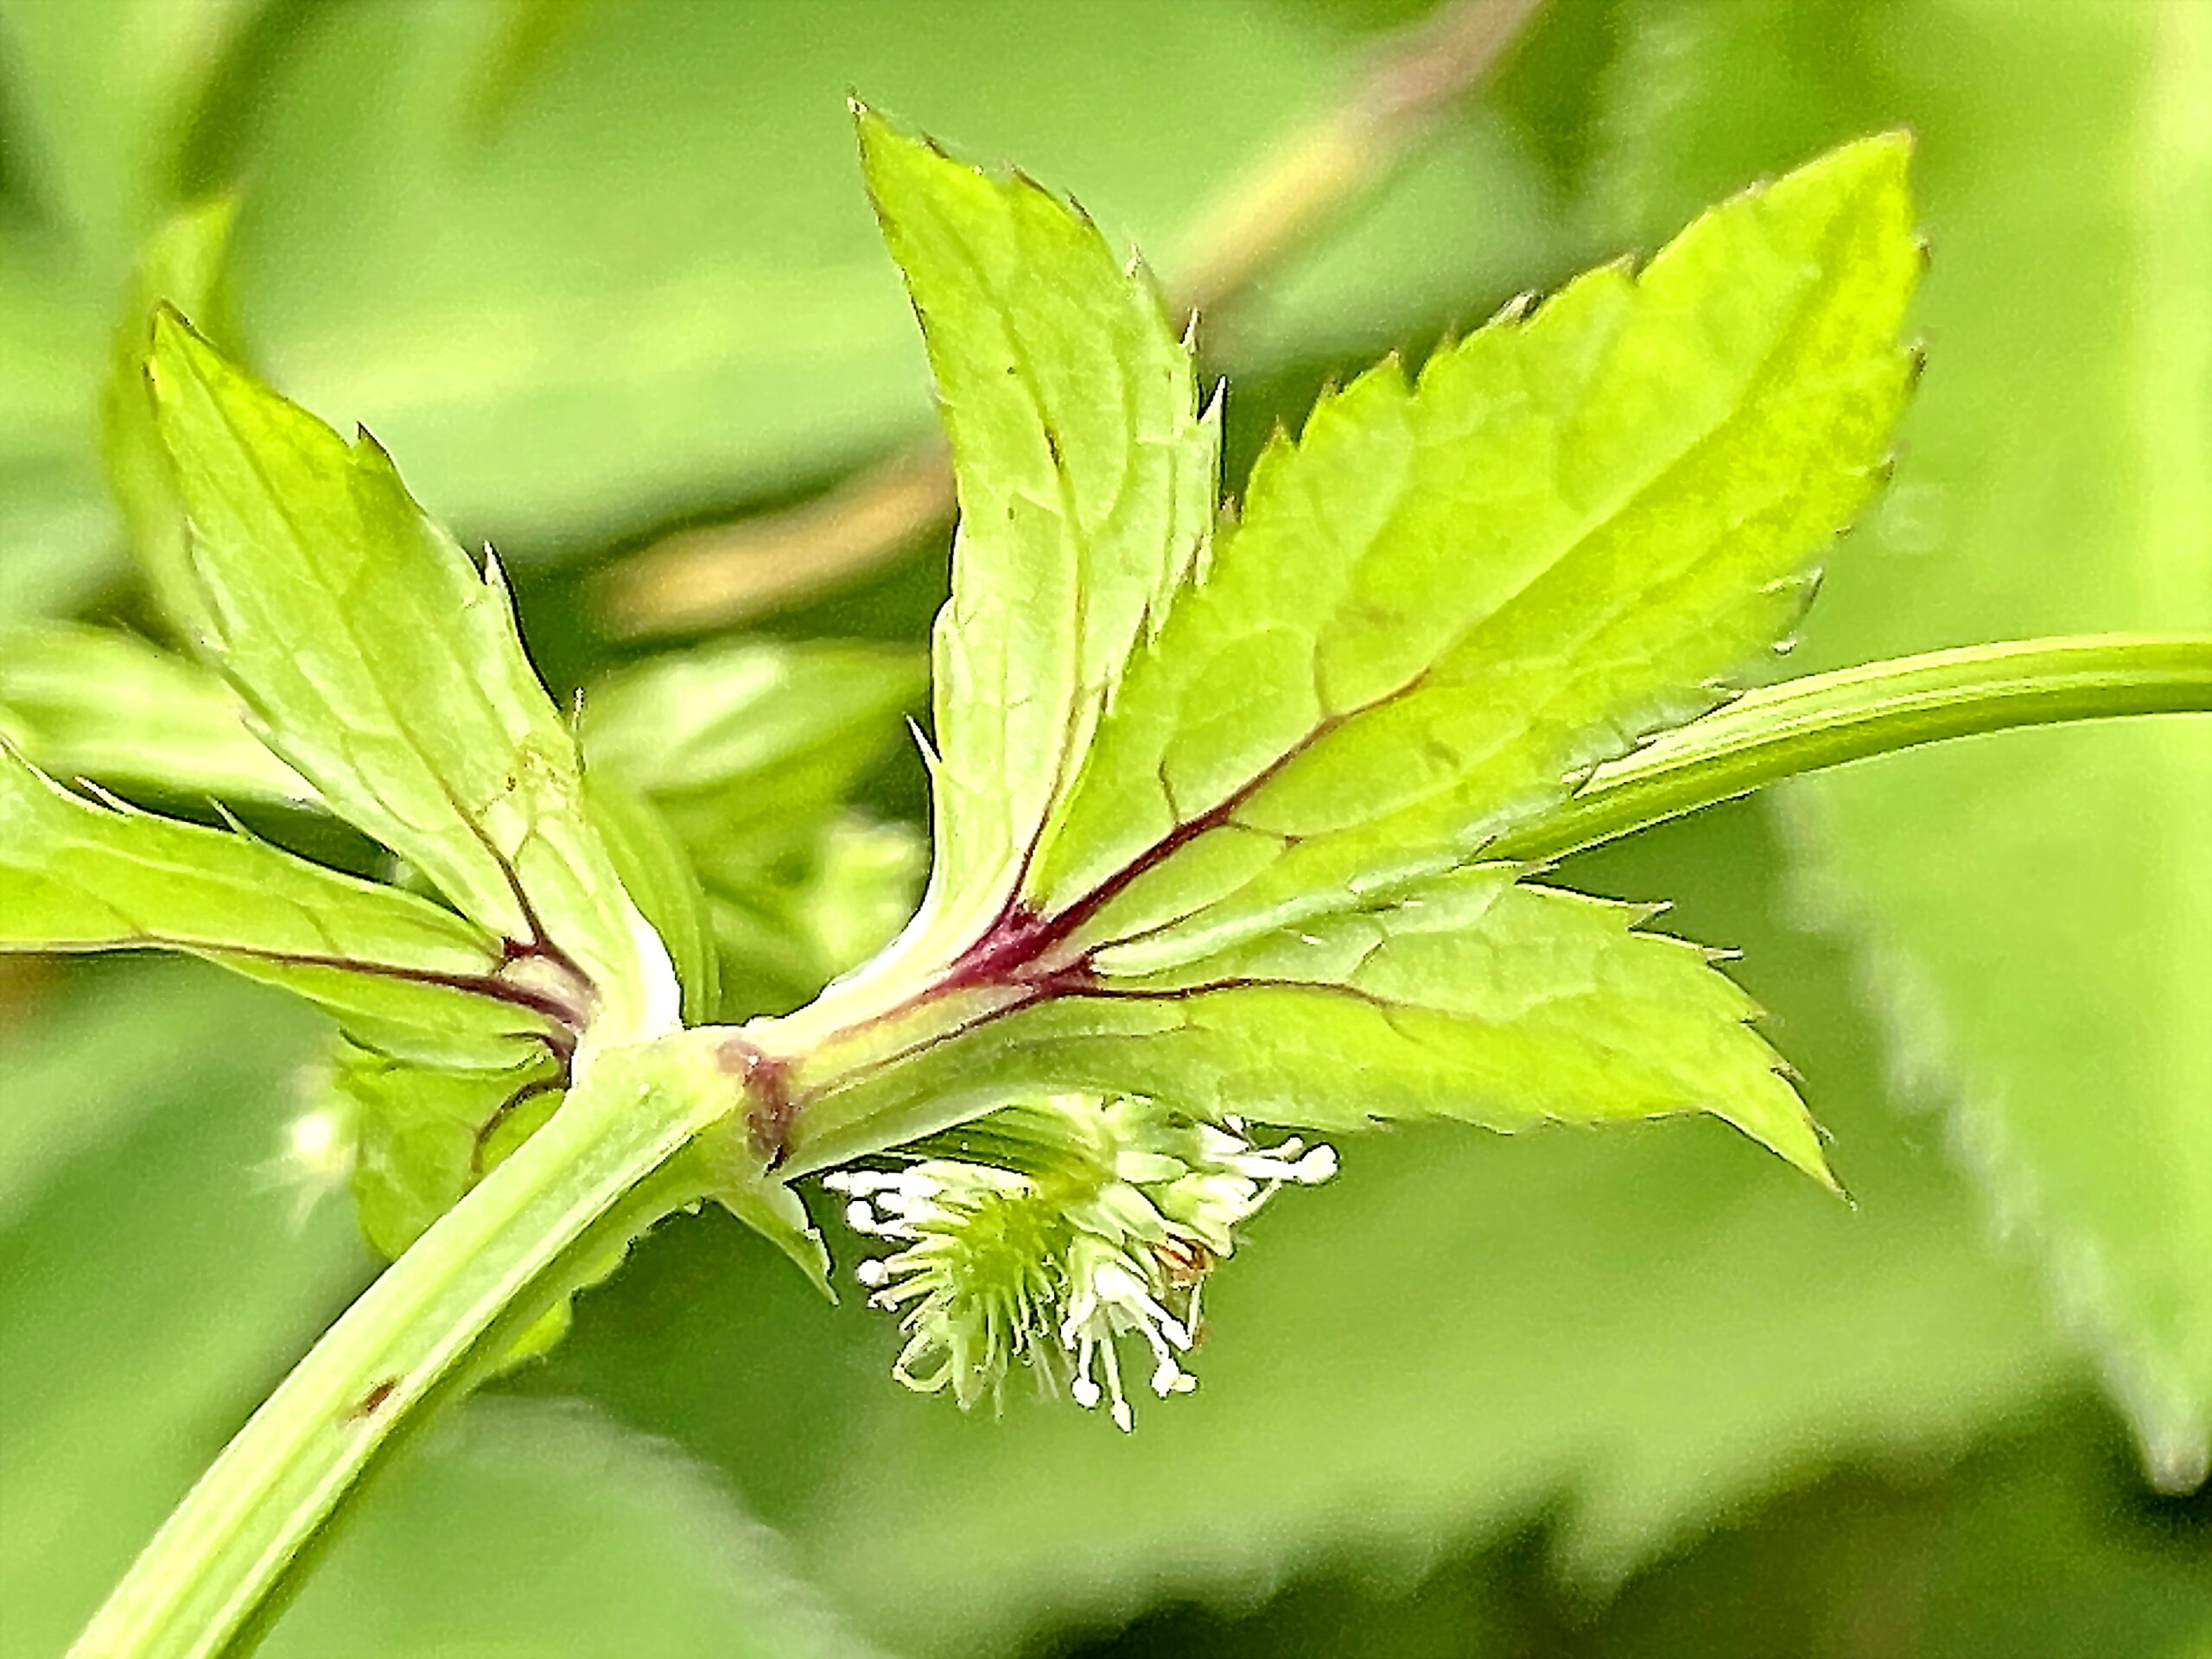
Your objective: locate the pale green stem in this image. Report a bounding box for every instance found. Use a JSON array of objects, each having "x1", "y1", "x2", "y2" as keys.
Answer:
[
  {"x1": 68, "y1": 1037, "x2": 745, "y2": 1659},
  {"x1": 71, "y1": 635, "x2": 2212, "y2": 1659},
  {"x1": 1494, "y1": 634, "x2": 2212, "y2": 865}
]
